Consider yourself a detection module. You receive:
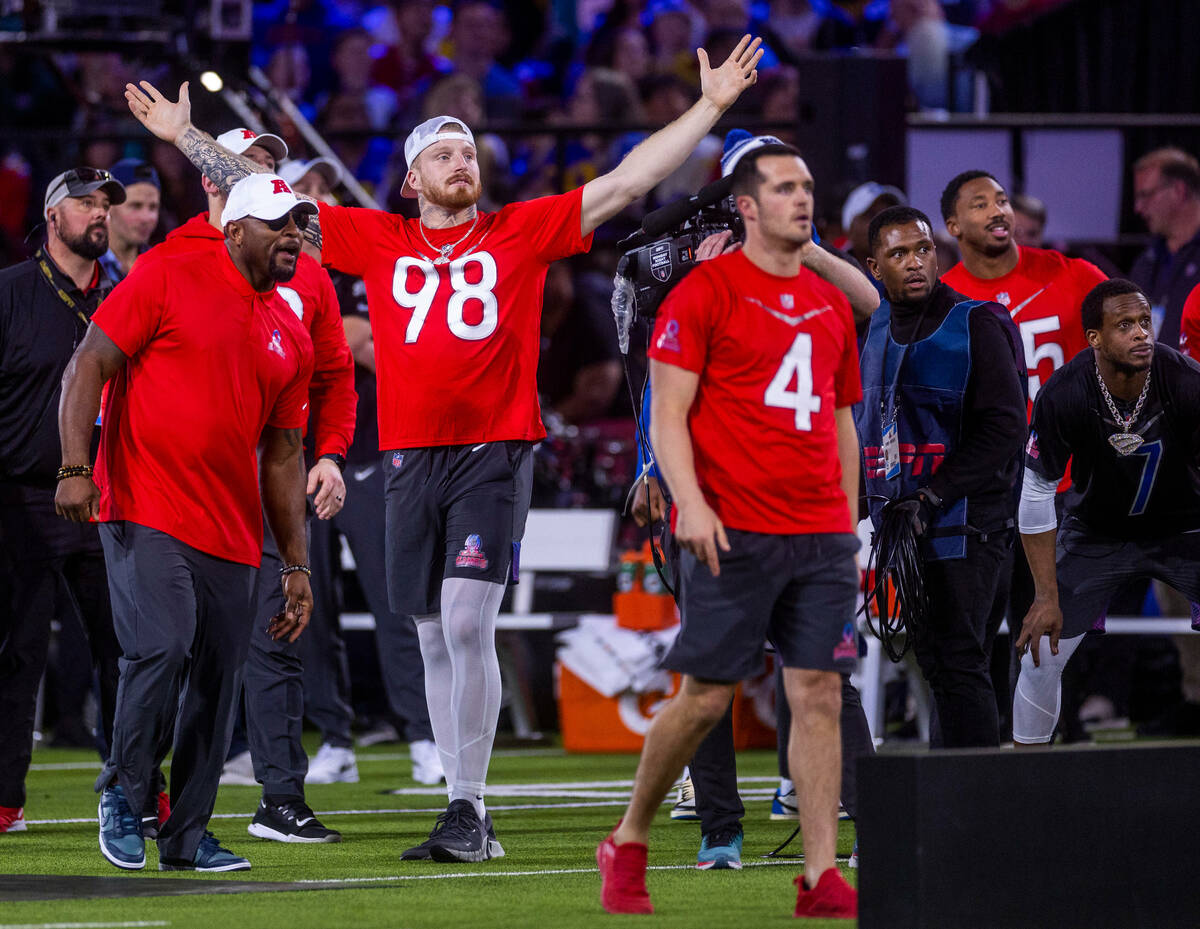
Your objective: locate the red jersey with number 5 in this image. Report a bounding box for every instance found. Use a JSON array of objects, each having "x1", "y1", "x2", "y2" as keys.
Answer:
[
  {"x1": 649, "y1": 249, "x2": 861, "y2": 535},
  {"x1": 317, "y1": 190, "x2": 592, "y2": 449},
  {"x1": 942, "y1": 245, "x2": 1106, "y2": 404}
]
